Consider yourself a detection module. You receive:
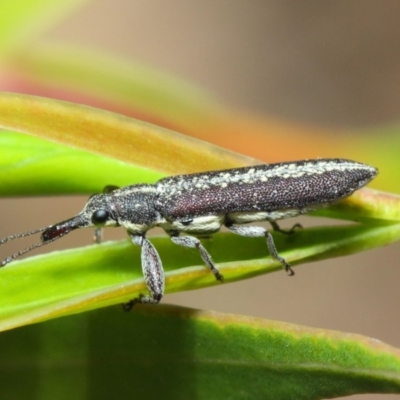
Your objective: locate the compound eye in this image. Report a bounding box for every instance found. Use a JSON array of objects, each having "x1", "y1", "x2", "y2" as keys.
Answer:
[{"x1": 91, "y1": 209, "x2": 109, "y2": 226}]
